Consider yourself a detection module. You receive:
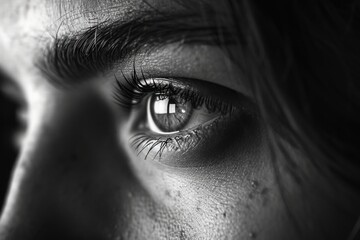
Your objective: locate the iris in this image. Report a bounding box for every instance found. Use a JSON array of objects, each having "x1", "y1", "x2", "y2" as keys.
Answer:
[{"x1": 149, "y1": 93, "x2": 193, "y2": 133}]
